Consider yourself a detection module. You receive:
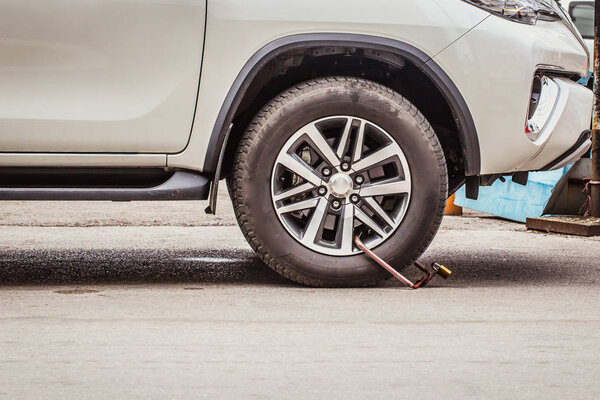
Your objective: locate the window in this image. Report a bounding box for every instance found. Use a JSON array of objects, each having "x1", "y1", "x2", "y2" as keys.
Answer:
[{"x1": 569, "y1": 2, "x2": 594, "y2": 39}]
